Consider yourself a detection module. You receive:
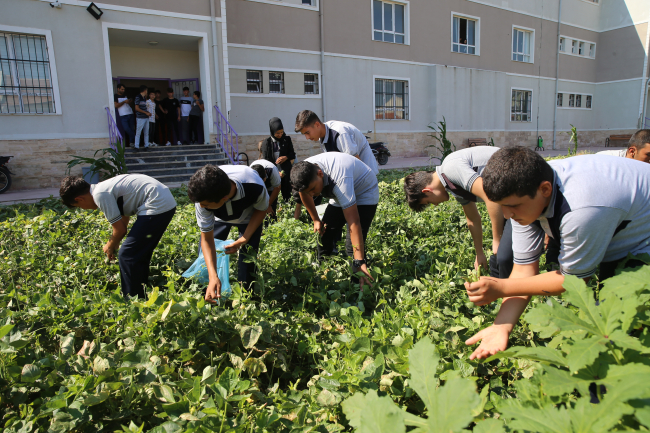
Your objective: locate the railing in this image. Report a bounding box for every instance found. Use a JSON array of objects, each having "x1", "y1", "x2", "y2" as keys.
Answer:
[
  {"x1": 645, "y1": 117, "x2": 650, "y2": 129},
  {"x1": 213, "y1": 105, "x2": 239, "y2": 164},
  {"x1": 106, "y1": 107, "x2": 123, "y2": 151}
]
